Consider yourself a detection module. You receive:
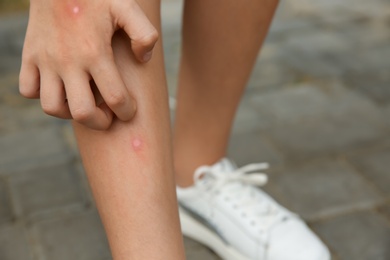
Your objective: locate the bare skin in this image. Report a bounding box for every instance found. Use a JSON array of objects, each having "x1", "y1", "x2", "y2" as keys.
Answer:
[
  {"x1": 21, "y1": 0, "x2": 185, "y2": 259},
  {"x1": 20, "y1": 0, "x2": 159, "y2": 130},
  {"x1": 73, "y1": 8, "x2": 185, "y2": 260},
  {"x1": 19, "y1": 0, "x2": 280, "y2": 258},
  {"x1": 174, "y1": 0, "x2": 279, "y2": 187}
]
